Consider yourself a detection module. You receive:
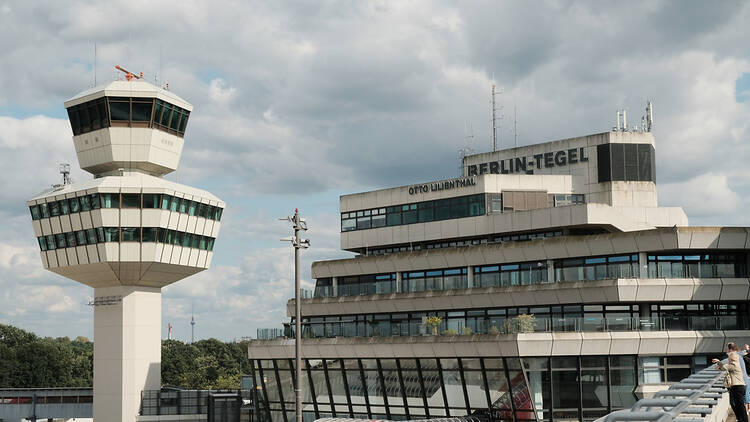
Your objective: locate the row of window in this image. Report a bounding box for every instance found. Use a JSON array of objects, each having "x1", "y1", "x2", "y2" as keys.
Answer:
[
  {"x1": 364, "y1": 230, "x2": 564, "y2": 257},
  {"x1": 341, "y1": 194, "x2": 486, "y2": 232},
  {"x1": 252, "y1": 356, "x2": 535, "y2": 421},
  {"x1": 294, "y1": 302, "x2": 748, "y2": 339},
  {"x1": 37, "y1": 227, "x2": 216, "y2": 252},
  {"x1": 647, "y1": 253, "x2": 746, "y2": 278},
  {"x1": 252, "y1": 355, "x2": 711, "y2": 422},
  {"x1": 67, "y1": 97, "x2": 190, "y2": 137},
  {"x1": 555, "y1": 254, "x2": 640, "y2": 282},
  {"x1": 29, "y1": 193, "x2": 222, "y2": 222},
  {"x1": 313, "y1": 252, "x2": 749, "y2": 298}
]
